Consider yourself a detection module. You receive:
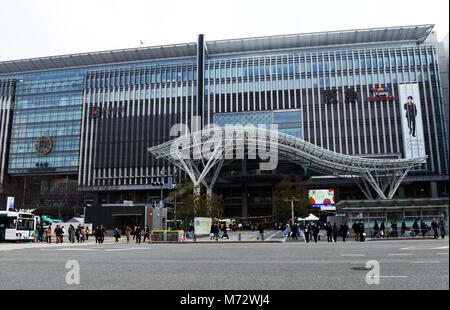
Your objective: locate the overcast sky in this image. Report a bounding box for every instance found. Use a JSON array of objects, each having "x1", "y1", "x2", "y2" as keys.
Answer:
[{"x1": 0, "y1": 0, "x2": 448, "y2": 62}]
